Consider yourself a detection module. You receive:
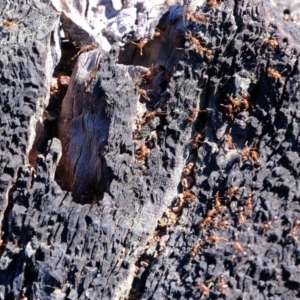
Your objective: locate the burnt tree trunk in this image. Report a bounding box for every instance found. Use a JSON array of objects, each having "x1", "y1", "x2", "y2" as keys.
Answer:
[{"x1": 0, "y1": 0, "x2": 300, "y2": 300}]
